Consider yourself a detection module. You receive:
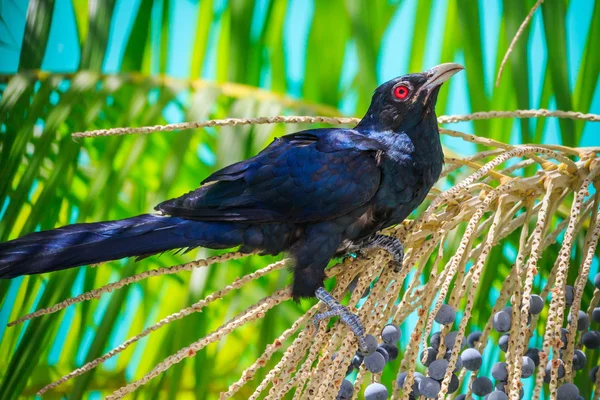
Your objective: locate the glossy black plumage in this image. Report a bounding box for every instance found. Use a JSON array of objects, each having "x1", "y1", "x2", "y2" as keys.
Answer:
[
  {"x1": 156, "y1": 129, "x2": 385, "y2": 223},
  {"x1": 0, "y1": 63, "x2": 463, "y2": 299}
]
